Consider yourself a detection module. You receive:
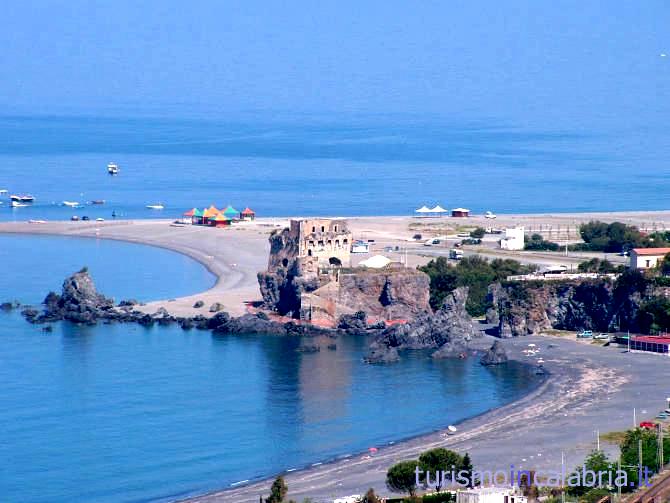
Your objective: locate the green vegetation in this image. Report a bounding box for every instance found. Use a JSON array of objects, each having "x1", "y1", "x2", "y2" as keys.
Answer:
[
  {"x1": 266, "y1": 476, "x2": 288, "y2": 503},
  {"x1": 577, "y1": 258, "x2": 624, "y2": 274},
  {"x1": 566, "y1": 450, "x2": 614, "y2": 497},
  {"x1": 417, "y1": 448, "x2": 472, "y2": 491},
  {"x1": 524, "y1": 233, "x2": 560, "y2": 251},
  {"x1": 419, "y1": 256, "x2": 537, "y2": 315},
  {"x1": 469, "y1": 227, "x2": 486, "y2": 239},
  {"x1": 386, "y1": 460, "x2": 419, "y2": 497},
  {"x1": 358, "y1": 488, "x2": 382, "y2": 503},
  {"x1": 570, "y1": 221, "x2": 663, "y2": 252}
]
